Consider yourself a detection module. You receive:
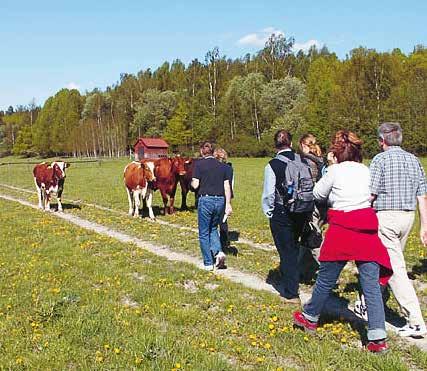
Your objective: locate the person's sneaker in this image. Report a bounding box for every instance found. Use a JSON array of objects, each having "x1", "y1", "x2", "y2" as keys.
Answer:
[
  {"x1": 366, "y1": 339, "x2": 389, "y2": 354},
  {"x1": 396, "y1": 323, "x2": 427, "y2": 338},
  {"x1": 293, "y1": 311, "x2": 317, "y2": 333},
  {"x1": 202, "y1": 264, "x2": 214, "y2": 271},
  {"x1": 354, "y1": 299, "x2": 368, "y2": 321},
  {"x1": 215, "y1": 251, "x2": 226, "y2": 269}
]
